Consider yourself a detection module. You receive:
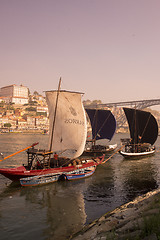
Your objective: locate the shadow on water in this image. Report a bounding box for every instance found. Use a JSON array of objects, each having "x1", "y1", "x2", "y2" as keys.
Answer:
[
  {"x1": 121, "y1": 156, "x2": 158, "y2": 200},
  {"x1": 84, "y1": 162, "x2": 116, "y2": 223},
  {"x1": 0, "y1": 180, "x2": 21, "y2": 200},
  {"x1": 83, "y1": 148, "x2": 160, "y2": 223},
  {"x1": 22, "y1": 181, "x2": 87, "y2": 239},
  {"x1": 0, "y1": 177, "x2": 90, "y2": 240}
]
